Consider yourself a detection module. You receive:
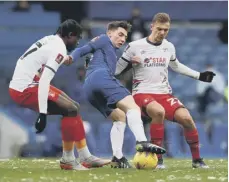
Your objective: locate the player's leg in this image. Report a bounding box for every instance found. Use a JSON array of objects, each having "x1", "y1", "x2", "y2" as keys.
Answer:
[
  {"x1": 55, "y1": 92, "x2": 92, "y2": 166},
  {"x1": 109, "y1": 108, "x2": 132, "y2": 168},
  {"x1": 116, "y1": 95, "x2": 148, "y2": 141},
  {"x1": 114, "y1": 94, "x2": 166, "y2": 154},
  {"x1": 9, "y1": 86, "x2": 87, "y2": 170},
  {"x1": 84, "y1": 72, "x2": 165, "y2": 154},
  {"x1": 145, "y1": 101, "x2": 166, "y2": 168},
  {"x1": 47, "y1": 86, "x2": 83, "y2": 165},
  {"x1": 174, "y1": 108, "x2": 209, "y2": 168},
  {"x1": 143, "y1": 99, "x2": 165, "y2": 150},
  {"x1": 134, "y1": 94, "x2": 166, "y2": 169},
  {"x1": 85, "y1": 86, "x2": 130, "y2": 168},
  {"x1": 49, "y1": 88, "x2": 110, "y2": 169},
  {"x1": 160, "y1": 95, "x2": 209, "y2": 168},
  {"x1": 44, "y1": 89, "x2": 88, "y2": 170},
  {"x1": 109, "y1": 109, "x2": 126, "y2": 160}
]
